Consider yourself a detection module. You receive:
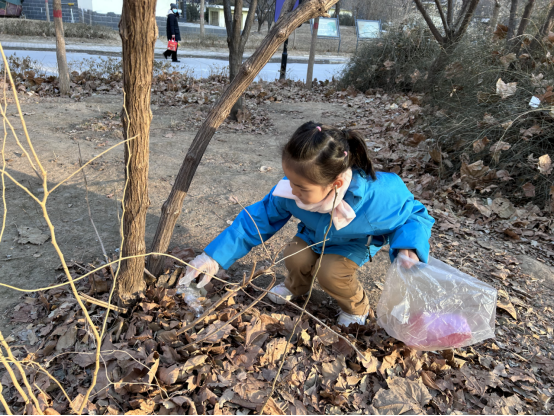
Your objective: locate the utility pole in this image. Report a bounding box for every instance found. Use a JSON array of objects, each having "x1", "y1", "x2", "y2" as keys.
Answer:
[
  {"x1": 53, "y1": 0, "x2": 70, "y2": 95},
  {"x1": 306, "y1": 16, "x2": 318, "y2": 88}
]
